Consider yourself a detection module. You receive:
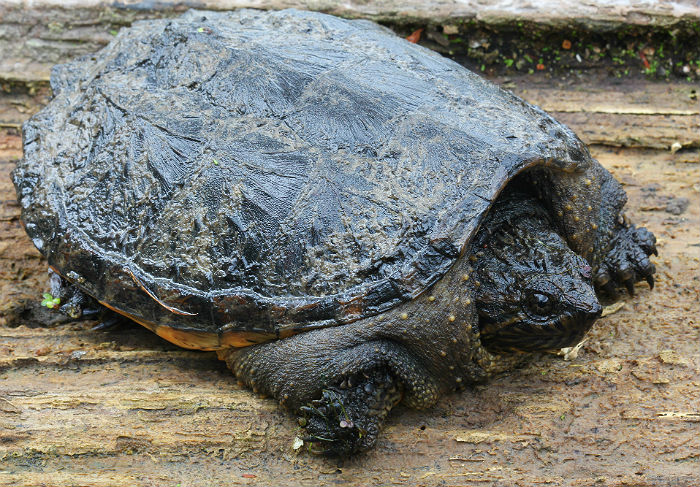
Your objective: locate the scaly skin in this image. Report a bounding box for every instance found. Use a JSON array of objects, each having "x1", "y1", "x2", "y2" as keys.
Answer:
[
  {"x1": 299, "y1": 369, "x2": 402, "y2": 455},
  {"x1": 524, "y1": 163, "x2": 657, "y2": 296}
]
